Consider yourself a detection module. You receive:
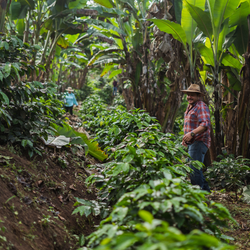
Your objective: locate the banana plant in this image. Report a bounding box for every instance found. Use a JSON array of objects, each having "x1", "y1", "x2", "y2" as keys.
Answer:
[
  {"x1": 185, "y1": 0, "x2": 244, "y2": 156},
  {"x1": 150, "y1": 0, "x2": 206, "y2": 81}
]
